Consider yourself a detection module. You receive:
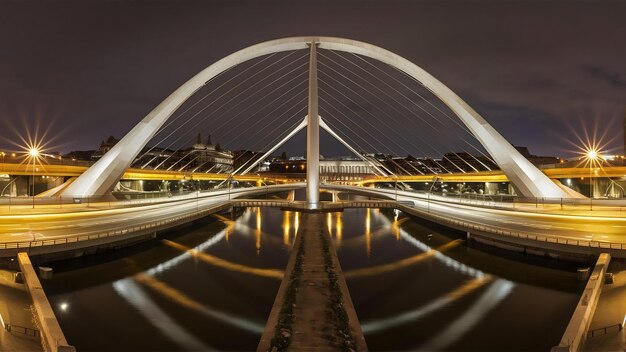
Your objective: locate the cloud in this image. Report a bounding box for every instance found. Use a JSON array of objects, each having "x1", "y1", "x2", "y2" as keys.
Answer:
[{"x1": 581, "y1": 64, "x2": 626, "y2": 88}]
